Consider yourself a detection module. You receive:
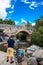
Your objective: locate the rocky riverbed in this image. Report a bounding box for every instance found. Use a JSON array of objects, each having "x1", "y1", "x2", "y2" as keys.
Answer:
[
  {"x1": 0, "y1": 51, "x2": 16, "y2": 65},
  {"x1": 0, "y1": 45, "x2": 43, "y2": 65}
]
